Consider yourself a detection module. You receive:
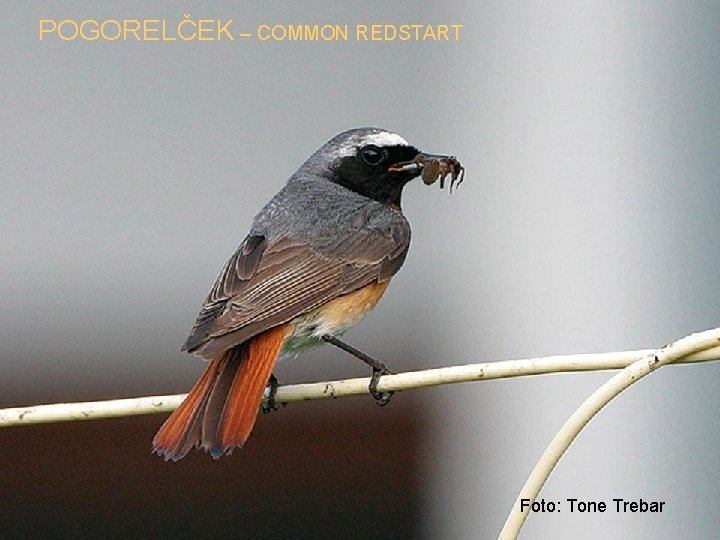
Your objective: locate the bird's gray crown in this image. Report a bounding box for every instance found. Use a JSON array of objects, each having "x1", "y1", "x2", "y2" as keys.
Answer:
[{"x1": 300, "y1": 127, "x2": 410, "y2": 172}]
